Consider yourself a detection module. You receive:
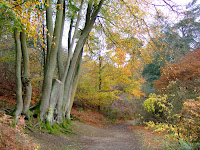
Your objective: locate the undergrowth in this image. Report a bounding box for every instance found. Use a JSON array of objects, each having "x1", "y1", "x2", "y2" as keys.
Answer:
[
  {"x1": 0, "y1": 112, "x2": 38, "y2": 150},
  {"x1": 144, "y1": 97, "x2": 200, "y2": 150}
]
